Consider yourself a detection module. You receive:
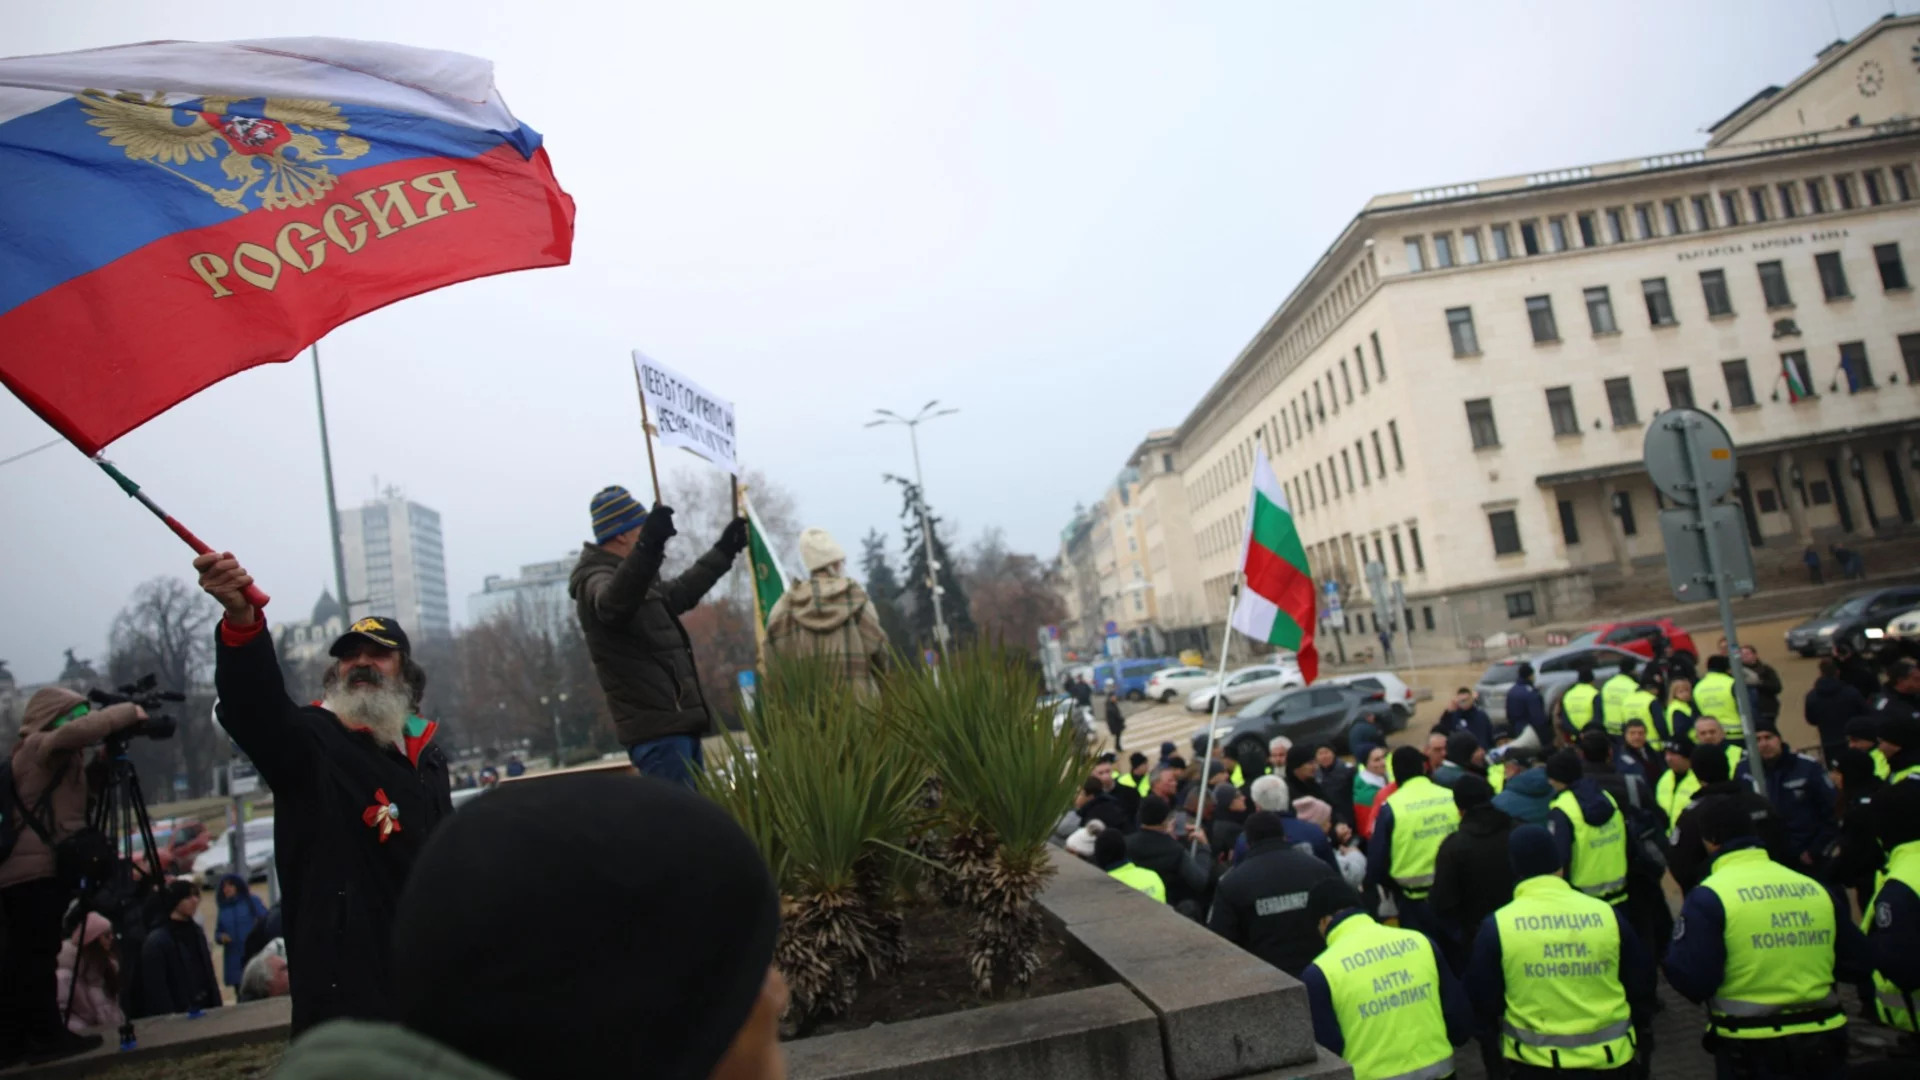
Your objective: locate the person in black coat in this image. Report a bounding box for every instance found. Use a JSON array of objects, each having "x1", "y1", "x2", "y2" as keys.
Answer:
[
  {"x1": 1427, "y1": 775, "x2": 1516, "y2": 974},
  {"x1": 1433, "y1": 688, "x2": 1495, "y2": 749},
  {"x1": 1103, "y1": 694, "x2": 1127, "y2": 752},
  {"x1": 1127, "y1": 795, "x2": 1215, "y2": 919},
  {"x1": 1806, "y1": 657, "x2": 1871, "y2": 767},
  {"x1": 1830, "y1": 749, "x2": 1884, "y2": 912},
  {"x1": 1075, "y1": 774, "x2": 1129, "y2": 833},
  {"x1": 1206, "y1": 811, "x2": 1337, "y2": 976},
  {"x1": 1831, "y1": 640, "x2": 1882, "y2": 702},
  {"x1": 138, "y1": 882, "x2": 222, "y2": 1017},
  {"x1": 1669, "y1": 743, "x2": 1785, "y2": 894}
]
